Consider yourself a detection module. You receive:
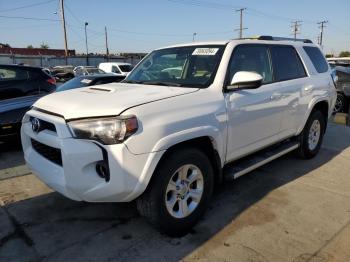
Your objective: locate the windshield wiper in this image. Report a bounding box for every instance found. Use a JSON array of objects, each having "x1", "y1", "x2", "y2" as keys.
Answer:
[
  {"x1": 122, "y1": 80, "x2": 144, "y2": 84},
  {"x1": 142, "y1": 81, "x2": 182, "y2": 87}
]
